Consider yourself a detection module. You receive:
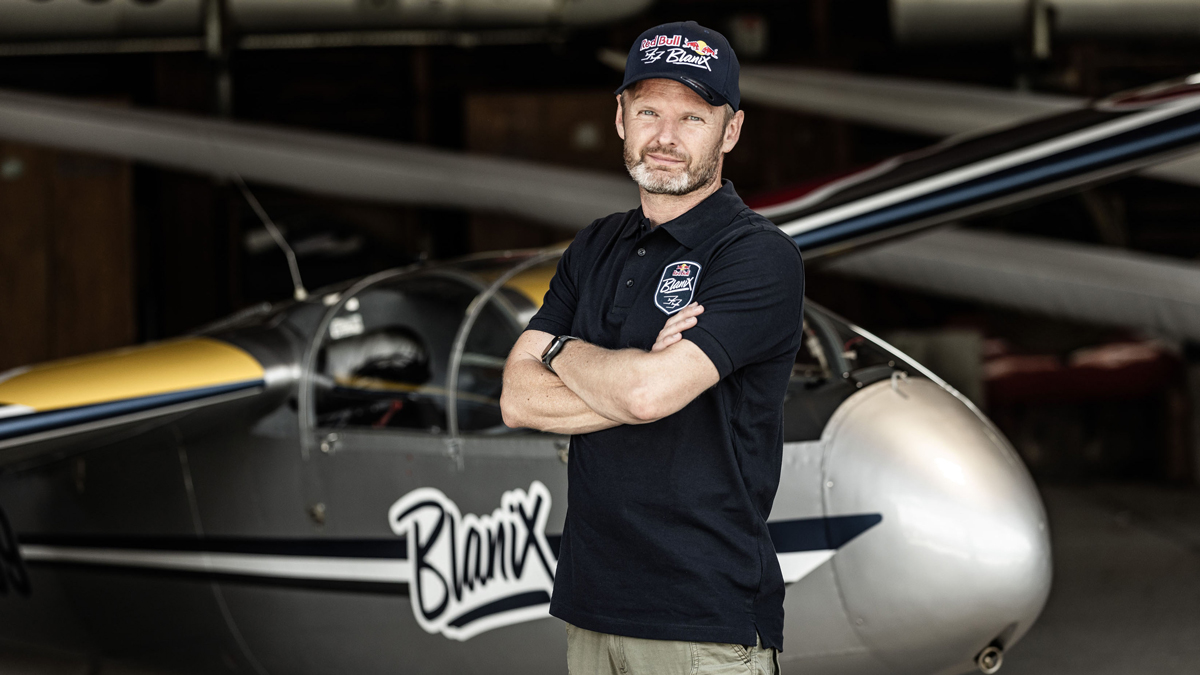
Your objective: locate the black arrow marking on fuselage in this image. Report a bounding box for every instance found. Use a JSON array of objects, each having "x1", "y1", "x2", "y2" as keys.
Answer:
[
  {"x1": 13, "y1": 513, "x2": 882, "y2": 595},
  {"x1": 768, "y1": 513, "x2": 884, "y2": 552}
]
